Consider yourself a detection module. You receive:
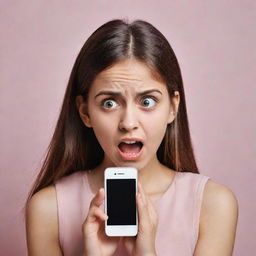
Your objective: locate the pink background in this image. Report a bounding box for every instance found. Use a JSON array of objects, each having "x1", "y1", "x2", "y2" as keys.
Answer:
[{"x1": 1, "y1": 1, "x2": 255, "y2": 255}]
